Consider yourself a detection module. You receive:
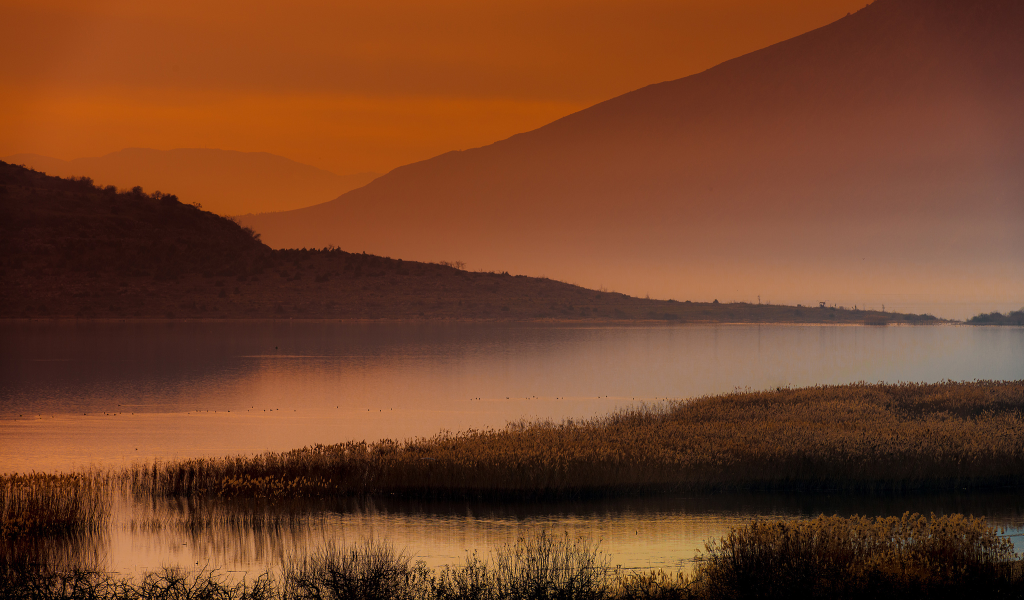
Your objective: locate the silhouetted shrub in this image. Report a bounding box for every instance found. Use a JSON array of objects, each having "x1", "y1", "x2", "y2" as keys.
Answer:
[{"x1": 285, "y1": 540, "x2": 427, "y2": 600}]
